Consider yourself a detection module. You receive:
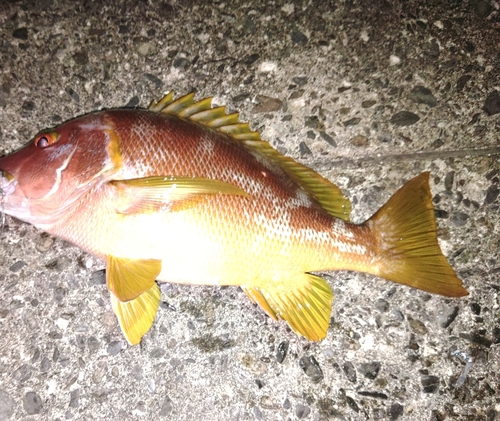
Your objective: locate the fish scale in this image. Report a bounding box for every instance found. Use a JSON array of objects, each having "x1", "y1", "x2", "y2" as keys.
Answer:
[{"x1": 0, "y1": 92, "x2": 468, "y2": 345}]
